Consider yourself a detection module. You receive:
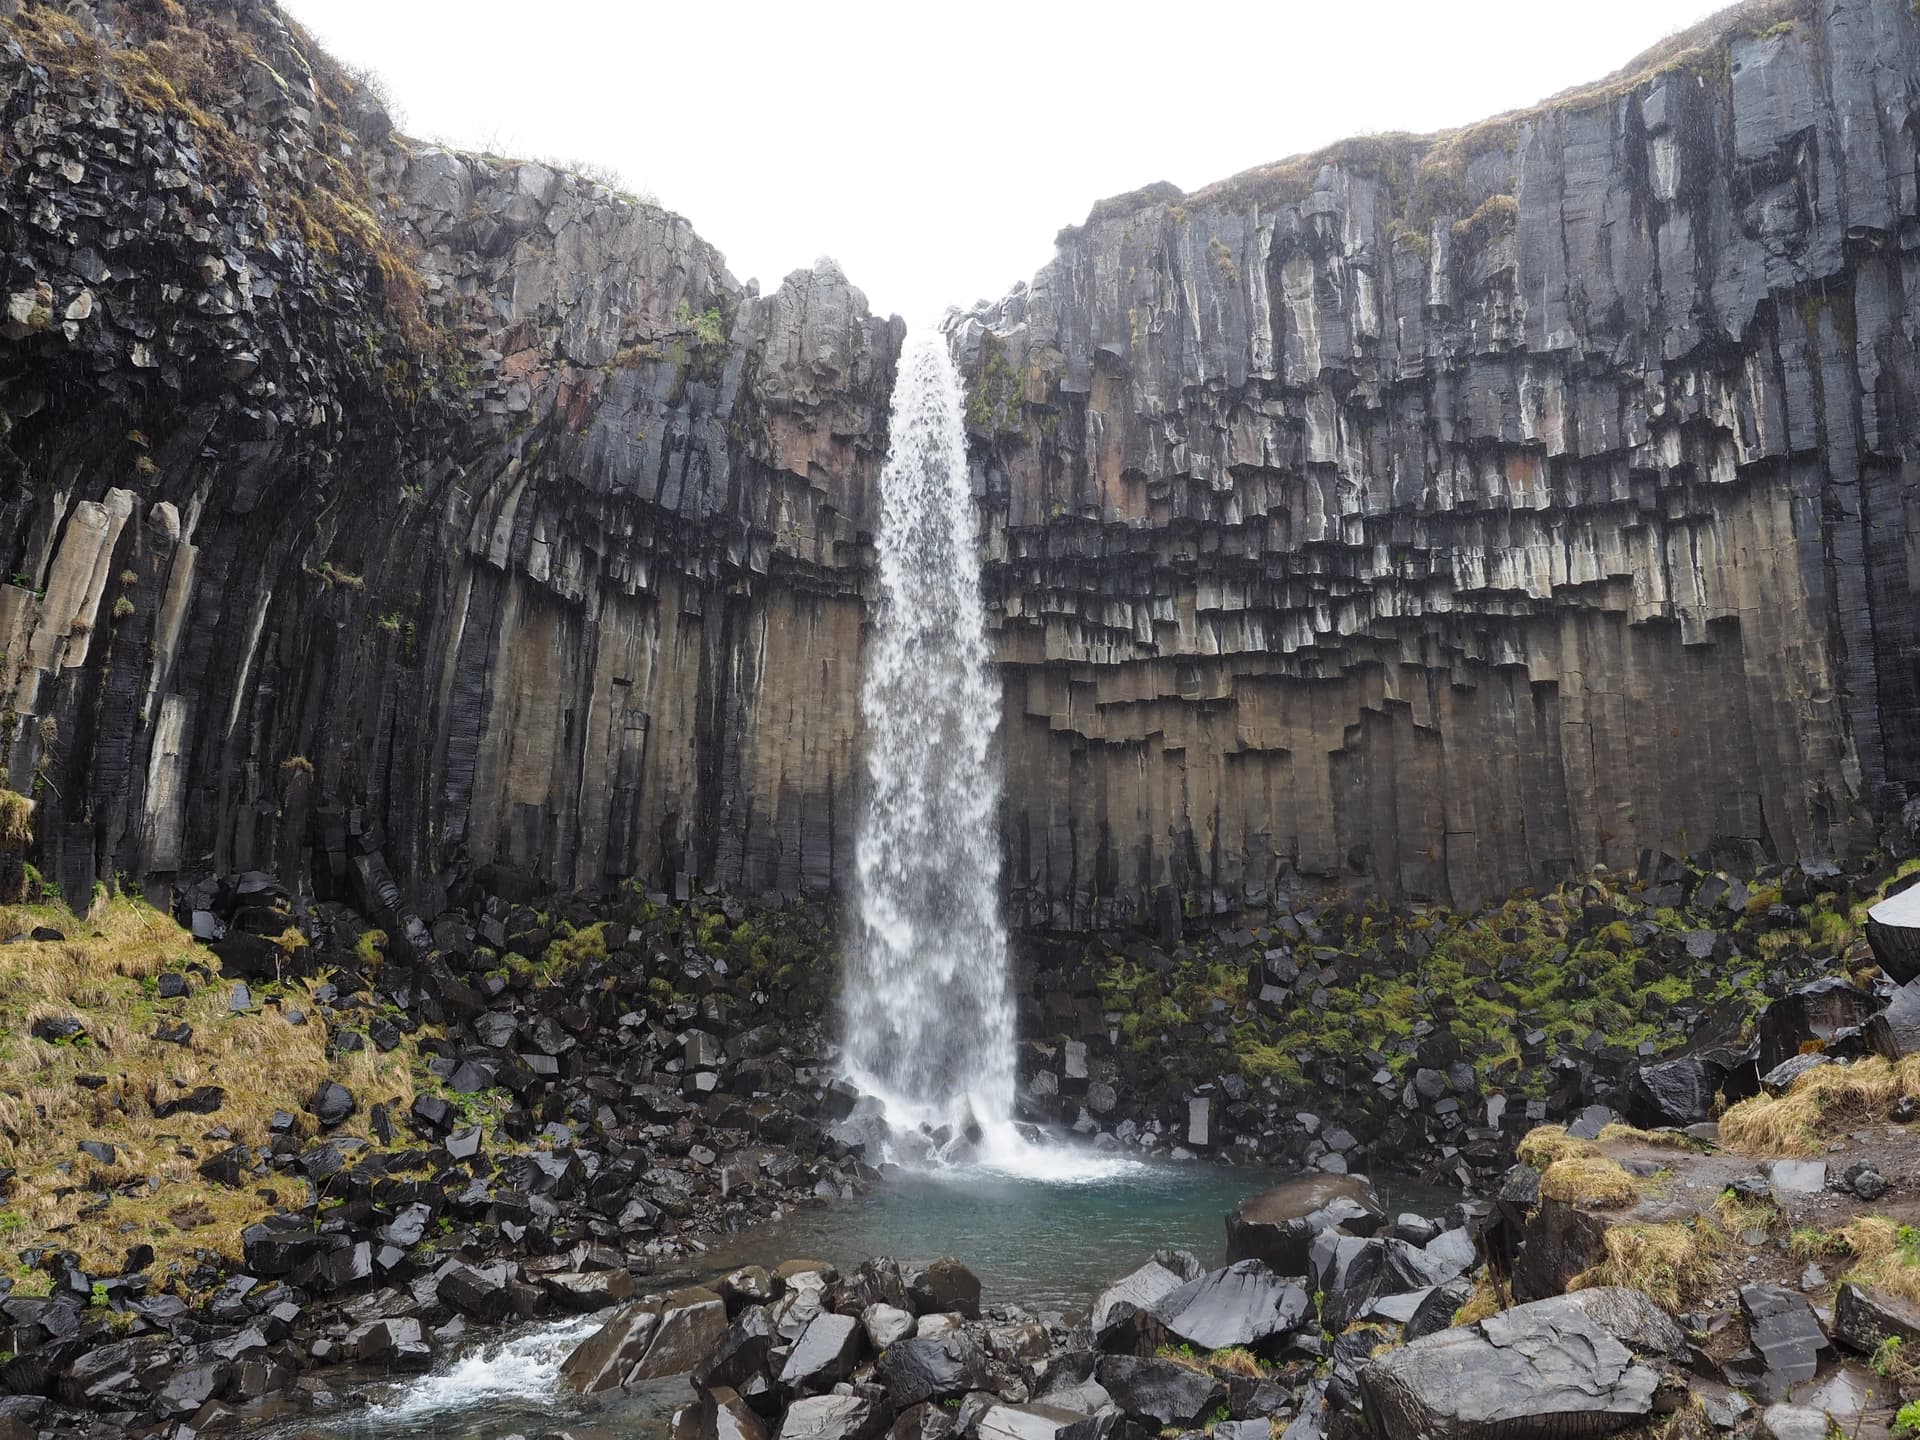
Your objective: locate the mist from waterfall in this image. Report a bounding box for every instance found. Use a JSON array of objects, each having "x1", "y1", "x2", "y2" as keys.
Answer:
[{"x1": 841, "y1": 332, "x2": 1018, "y2": 1152}]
